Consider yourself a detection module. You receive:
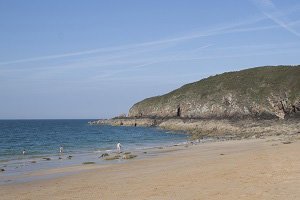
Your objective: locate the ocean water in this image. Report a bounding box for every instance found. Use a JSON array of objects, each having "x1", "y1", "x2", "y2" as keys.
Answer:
[{"x1": 0, "y1": 119, "x2": 187, "y2": 163}]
